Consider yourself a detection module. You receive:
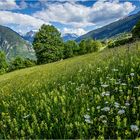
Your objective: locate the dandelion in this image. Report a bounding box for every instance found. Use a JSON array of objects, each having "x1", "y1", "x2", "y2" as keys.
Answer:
[
  {"x1": 101, "y1": 107, "x2": 110, "y2": 112},
  {"x1": 118, "y1": 109, "x2": 125, "y2": 115},
  {"x1": 130, "y1": 73, "x2": 135, "y2": 77},
  {"x1": 130, "y1": 125, "x2": 139, "y2": 132}
]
